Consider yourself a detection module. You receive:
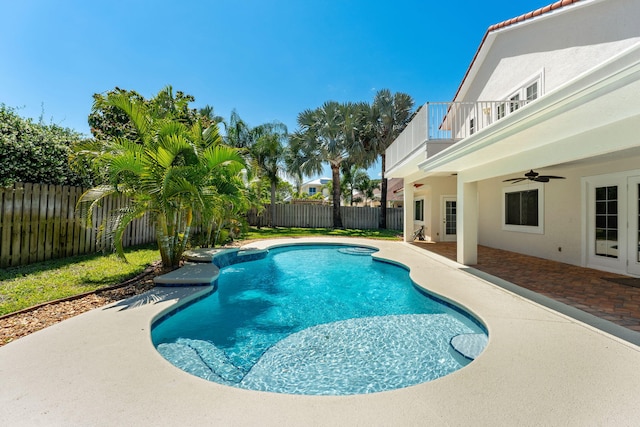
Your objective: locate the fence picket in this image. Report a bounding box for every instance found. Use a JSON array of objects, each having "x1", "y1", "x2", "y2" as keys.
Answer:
[
  {"x1": 28, "y1": 183, "x2": 41, "y2": 263},
  {"x1": 1, "y1": 185, "x2": 15, "y2": 266},
  {"x1": 59, "y1": 185, "x2": 70, "y2": 257},
  {"x1": 20, "y1": 183, "x2": 33, "y2": 264},
  {"x1": 10, "y1": 184, "x2": 24, "y2": 267},
  {"x1": 37, "y1": 184, "x2": 49, "y2": 262}
]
